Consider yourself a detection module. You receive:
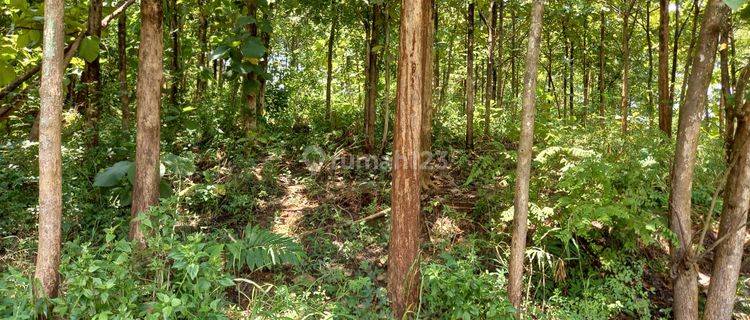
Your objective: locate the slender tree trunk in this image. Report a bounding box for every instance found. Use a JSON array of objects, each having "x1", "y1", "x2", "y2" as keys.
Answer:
[
  {"x1": 364, "y1": 3, "x2": 384, "y2": 154},
  {"x1": 620, "y1": 1, "x2": 635, "y2": 134},
  {"x1": 325, "y1": 5, "x2": 337, "y2": 124},
  {"x1": 659, "y1": 0, "x2": 672, "y2": 137},
  {"x1": 118, "y1": 12, "x2": 130, "y2": 131},
  {"x1": 169, "y1": 0, "x2": 181, "y2": 107},
  {"x1": 387, "y1": 0, "x2": 429, "y2": 317},
  {"x1": 496, "y1": 0, "x2": 505, "y2": 112},
  {"x1": 670, "y1": 2, "x2": 680, "y2": 105},
  {"x1": 465, "y1": 2, "x2": 475, "y2": 149},
  {"x1": 484, "y1": 1, "x2": 497, "y2": 138},
  {"x1": 678, "y1": 0, "x2": 701, "y2": 107},
  {"x1": 645, "y1": 0, "x2": 655, "y2": 127},
  {"x1": 599, "y1": 10, "x2": 607, "y2": 122},
  {"x1": 242, "y1": 0, "x2": 258, "y2": 133},
  {"x1": 421, "y1": 0, "x2": 435, "y2": 189},
  {"x1": 80, "y1": 0, "x2": 103, "y2": 147},
  {"x1": 35, "y1": 0, "x2": 65, "y2": 299},
  {"x1": 720, "y1": 27, "x2": 733, "y2": 156},
  {"x1": 563, "y1": 21, "x2": 569, "y2": 119},
  {"x1": 508, "y1": 0, "x2": 544, "y2": 311},
  {"x1": 433, "y1": 1, "x2": 440, "y2": 100},
  {"x1": 196, "y1": 1, "x2": 208, "y2": 98},
  {"x1": 257, "y1": 6, "x2": 272, "y2": 120},
  {"x1": 379, "y1": 7, "x2": 392, "y2": 155},
  {"x1": 568, "y1": 33, "x2": 574, "y2": 118},
  {"x1": 582, "y1": 17, "x2": 590, "y2": 124},
  {"x1": 511, "y1": 1, "x2": 518, "y2": 105},
  {"x1": 704, "y1": 60, "x2": 750, "y2": 320},
  {"x1": 668, "y1": 1, "x2": 728, "y2": 318},
  {"x1": 129, "y1": 0, "x2": 164, "y2": 247}
]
